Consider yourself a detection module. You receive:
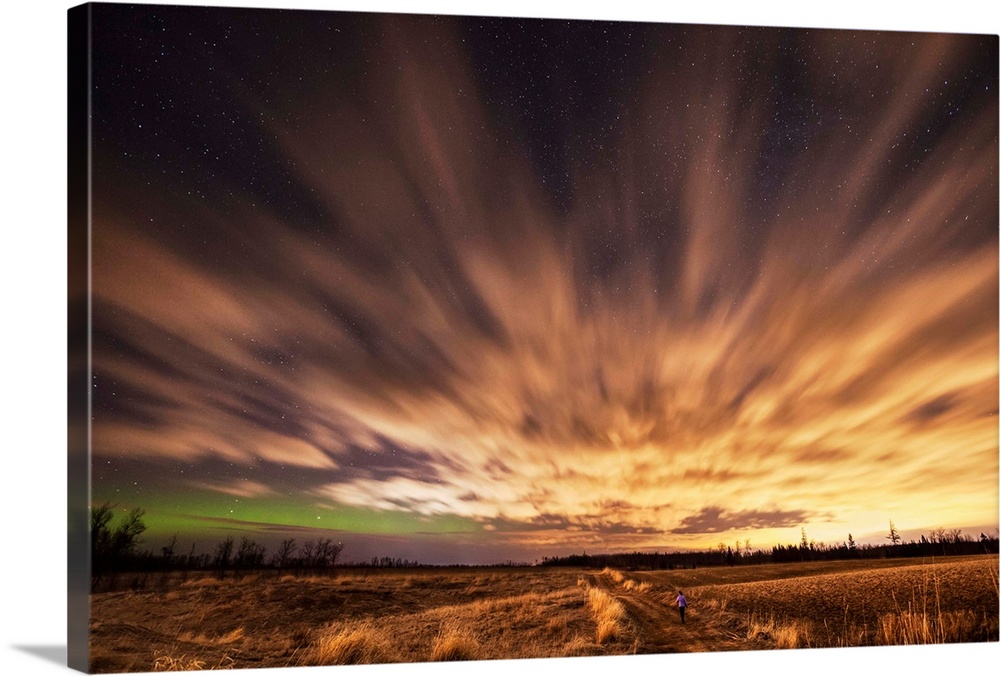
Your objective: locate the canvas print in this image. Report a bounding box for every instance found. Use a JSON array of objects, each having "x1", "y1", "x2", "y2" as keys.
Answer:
[{"x1": 68, "y1": 2, "x2": 999, "y2": 673}]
